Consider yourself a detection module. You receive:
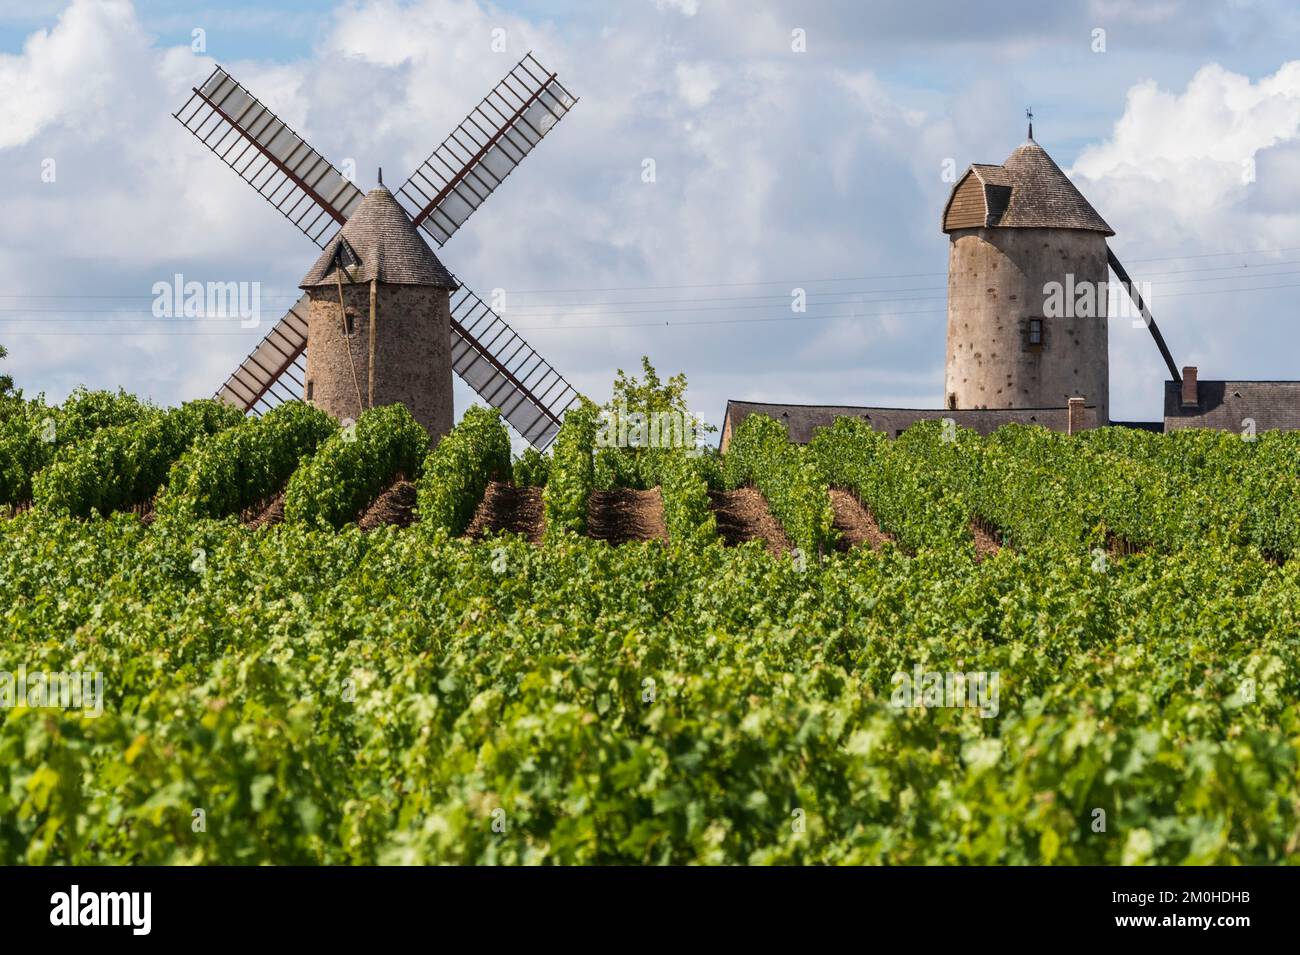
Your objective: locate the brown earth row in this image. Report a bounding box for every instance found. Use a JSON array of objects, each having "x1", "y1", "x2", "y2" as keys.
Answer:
[
  {"x1": 708, "y1": 487, "x2": 790, "y2": 556},
  {"x1": 586, "y1": 487, "x2": 668, "y2": 545},
  {"x1": 464, "y1": 481, "x2": 545, "y2": 543},
  {"x1": 32, "y1": 475, "x2": 1007, "y2": 560},
  {"x1": 829, "y1": 488, "x2": 893, "y2": 553}
]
